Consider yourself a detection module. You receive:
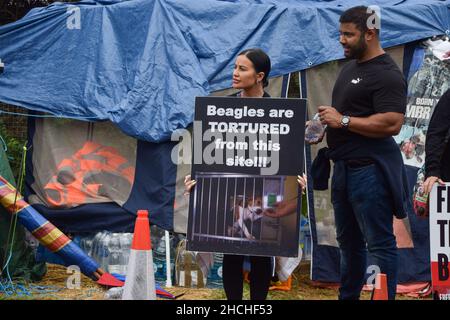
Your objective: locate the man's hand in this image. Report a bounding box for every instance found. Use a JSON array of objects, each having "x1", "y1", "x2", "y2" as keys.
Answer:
[
  {"x1": 318, "y1": 106, "x2": 343, "y2": 129},
  {"x1": 423, "y1": 176, "x2": 445, "y2": 195},
  {"x1": 444, "y1": 51, "x2": 450, "y2": 59}
]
